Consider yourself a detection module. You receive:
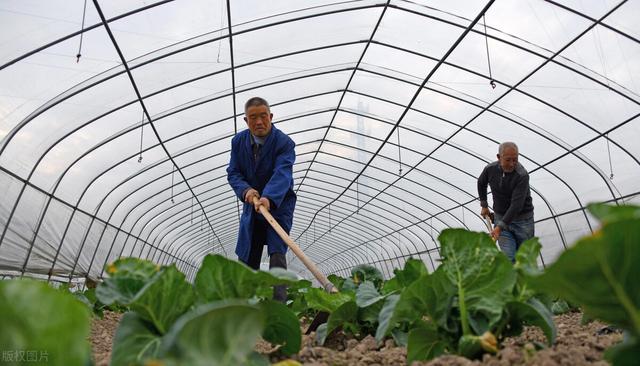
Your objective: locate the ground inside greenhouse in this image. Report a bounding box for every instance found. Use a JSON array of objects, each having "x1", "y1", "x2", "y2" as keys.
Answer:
[{"x1": 90, "y1": 310, "x2": 622, "y2": 366}]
